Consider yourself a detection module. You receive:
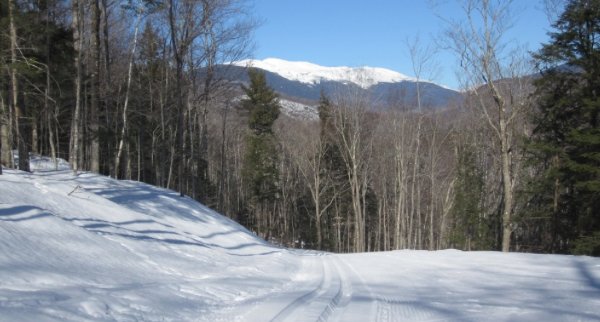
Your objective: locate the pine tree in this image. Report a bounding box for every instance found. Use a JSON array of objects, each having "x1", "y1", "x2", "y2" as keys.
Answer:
[
  {"x1": 530, "y1": 0, "x2": 600, "y2": 255},
  {"x1": 242, "y1": 69, "x2": 280, "y2": 136},
  {"x1": 449, "y1": 144, "x2": 493, "y2": 250},
  {"x1": 241, "y1": 69, "x2": 281, "y2": 236},
  {"x1": 317, "y1": 91, "x2": 352, "y2": 251}
]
